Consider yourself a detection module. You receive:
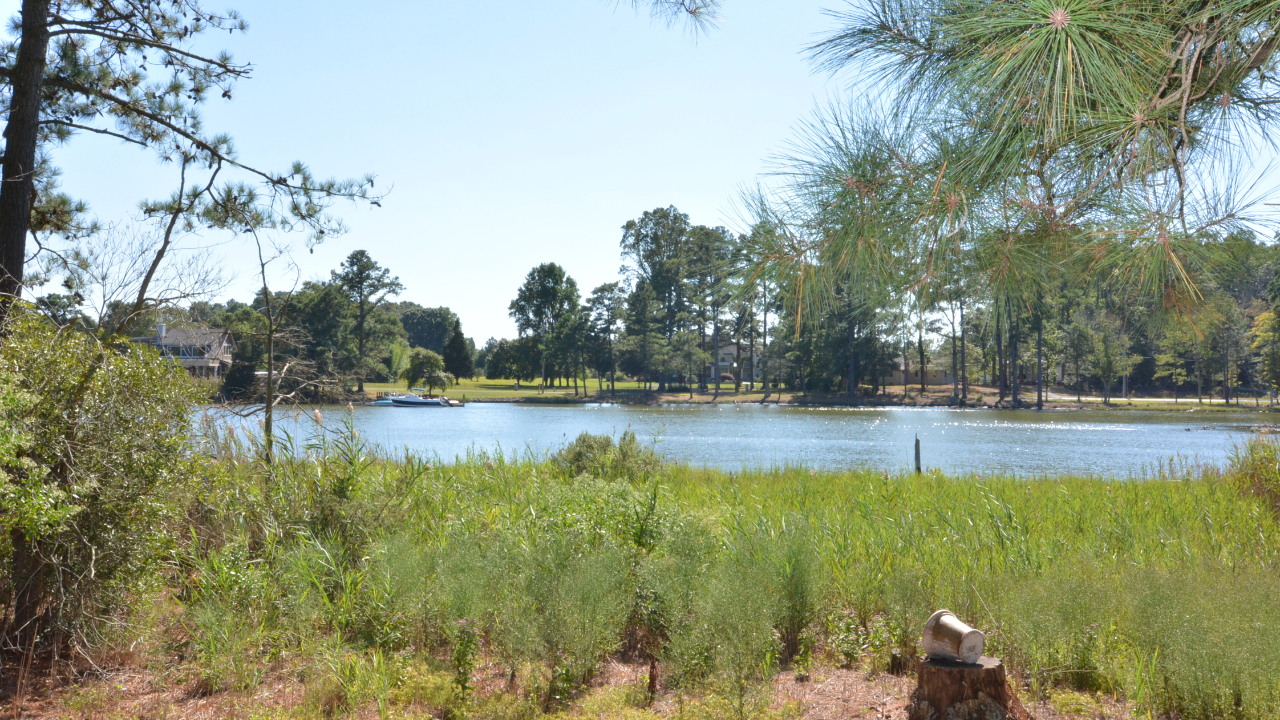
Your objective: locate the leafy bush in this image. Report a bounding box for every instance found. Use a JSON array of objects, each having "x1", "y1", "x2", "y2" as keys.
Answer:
[
  {"x1": 1229, "y1": 434, "x2": 1280, "y2": 511},
  {"x1": 551, "y1": 431, "x2": 662, "y2": 481},
  {"x1": 0, "y1": 305, "x2": 201, "y2": 650}
]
